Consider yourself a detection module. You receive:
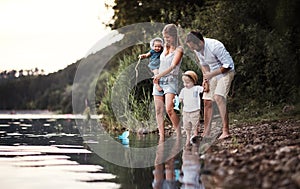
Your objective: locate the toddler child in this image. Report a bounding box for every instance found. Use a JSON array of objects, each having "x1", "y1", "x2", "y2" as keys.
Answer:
[
  {"x1": 139, "y1": 37, "x2": 164, "y2": 91},
  {"x1": 179, "y1": 70, "x2": 204, "y2": 145}
]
